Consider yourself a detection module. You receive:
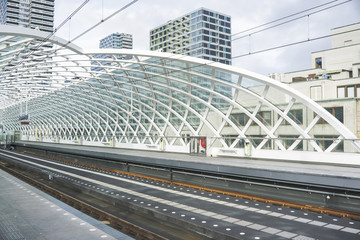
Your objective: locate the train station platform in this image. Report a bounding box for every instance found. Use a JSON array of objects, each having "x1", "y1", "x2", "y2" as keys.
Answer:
[
  {"x1": 13, "y1": 141, "x2": 360, "y2": 191},
  {"x1": 2, "y1": 149, "x2": 360, "y2": 240},
  {"x1": 0, "y1": 167, "x2": 133, "y2": 240}
]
